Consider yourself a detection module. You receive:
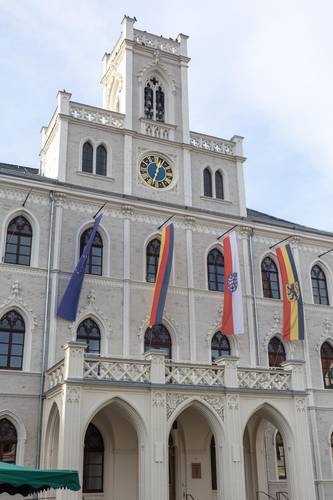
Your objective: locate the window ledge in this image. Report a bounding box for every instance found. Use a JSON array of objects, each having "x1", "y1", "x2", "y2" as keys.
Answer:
[
  {"x1": 76, "y1": 171, "x2": 115, "y2": 182},
  {"x1": 200, "y1": 195, "x2": 231, "y2": 205}
]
